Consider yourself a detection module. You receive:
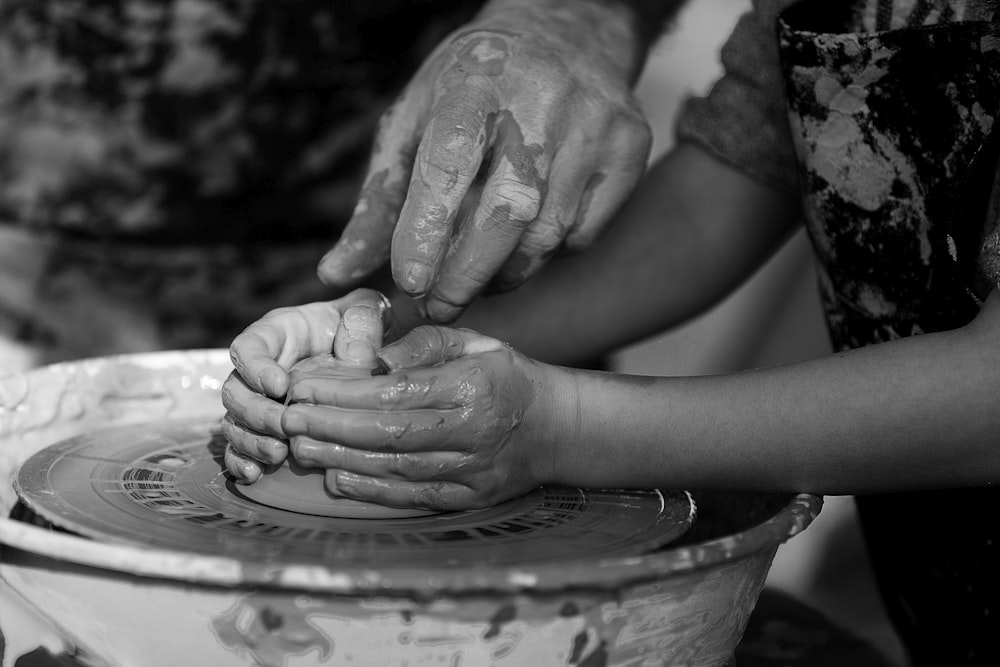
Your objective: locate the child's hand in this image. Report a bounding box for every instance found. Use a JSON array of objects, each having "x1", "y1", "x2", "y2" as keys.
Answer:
[
  {"x1": 281, "y1": 326, "x2": 565, "y2": 510},
  {"x1": 222, "y1": 289, "x2": 392, "y2": 484}
]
